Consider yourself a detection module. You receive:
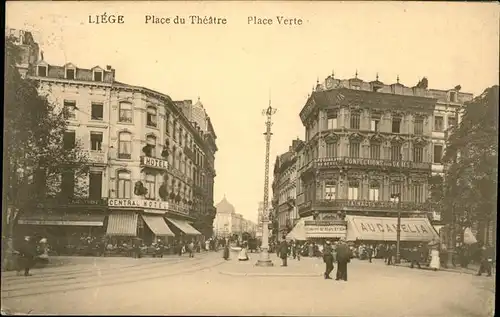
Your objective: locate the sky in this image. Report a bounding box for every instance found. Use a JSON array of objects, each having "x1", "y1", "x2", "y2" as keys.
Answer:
[{"x1": 6, "y1": 1, "x2": 499, "y2": 223}]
